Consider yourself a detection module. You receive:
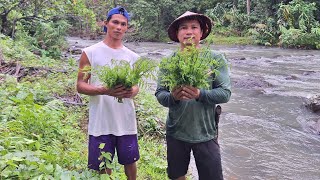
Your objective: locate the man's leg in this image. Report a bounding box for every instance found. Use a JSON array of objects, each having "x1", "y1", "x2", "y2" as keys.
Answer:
[
  {"x1": 124, "y1": 162, "x2": 137, "y2": 180},
  {"x1": 166, "y1": 135, "x2": 191, "y2": 180},
  {"x1": 116, "y1": 134, "x2": 140, "y2": 179},
  {"x1": 192, "y1": 139, "x2": 223, "y2": 180},
  {"x1": 99, "y1": 168, "x2": 112, "y2": 175},
  {"x1": 175, "y1": 176, "x2": 187, "y2": 180}
]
